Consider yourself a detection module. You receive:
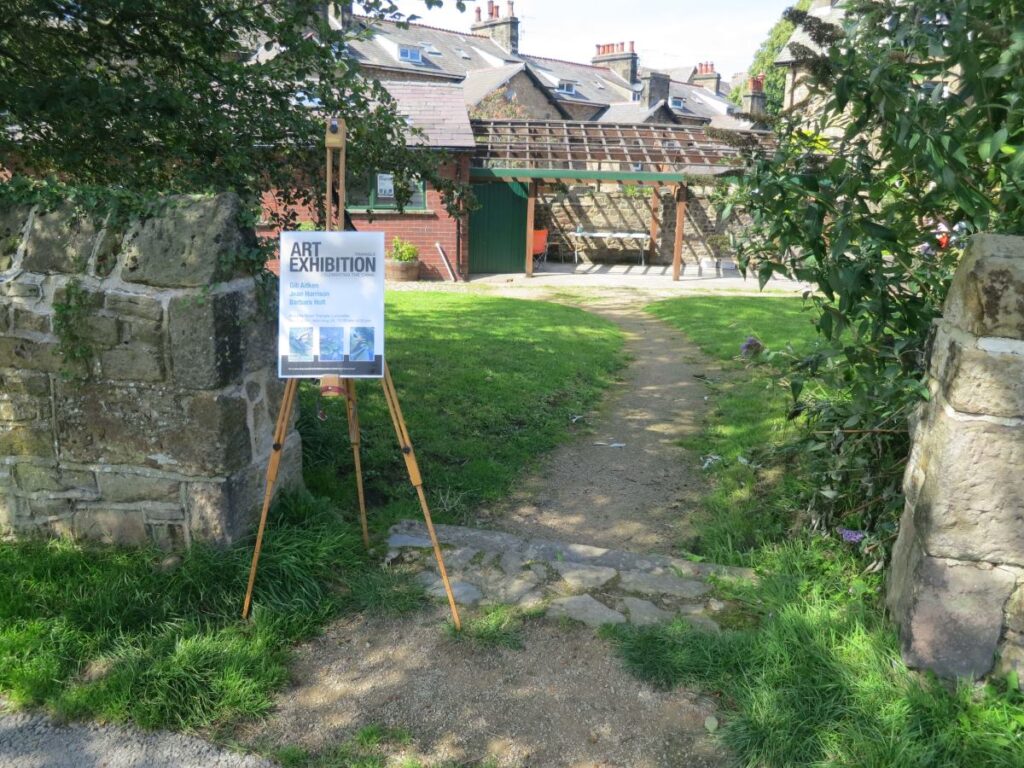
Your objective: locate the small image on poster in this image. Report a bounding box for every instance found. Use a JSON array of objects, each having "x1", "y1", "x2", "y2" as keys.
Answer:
[
  {"x1": 278, "y1": 231, "x2": 385, "y2": 378},
  {"x1": 319, "y1": 327, "x2": 346, "y2": 362},
  {"x1": 349, "y1": 327, "x2": 375, "y2": 362},
  {"x1": 287, "y1": 326, "x2": 315, "y2": 361}
]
